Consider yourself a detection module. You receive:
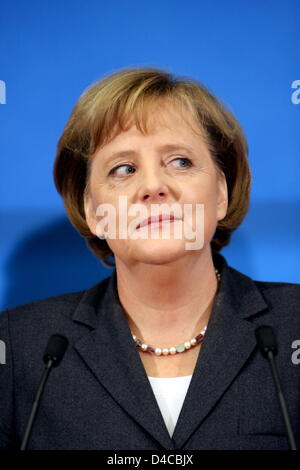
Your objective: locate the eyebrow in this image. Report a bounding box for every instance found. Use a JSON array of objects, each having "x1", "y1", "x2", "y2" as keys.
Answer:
[{"x1": 103, "y1": 144, "x2": 196, "y2": 164}]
